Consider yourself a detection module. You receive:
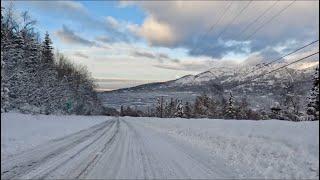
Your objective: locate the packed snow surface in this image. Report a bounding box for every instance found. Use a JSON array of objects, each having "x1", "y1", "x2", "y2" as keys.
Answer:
[
  {"x1": 1, "y1": 113, "x2": 319, "y2": 179},
  {"x1": 1, "y1": 113, "x2": 109, "y2": 157}
]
